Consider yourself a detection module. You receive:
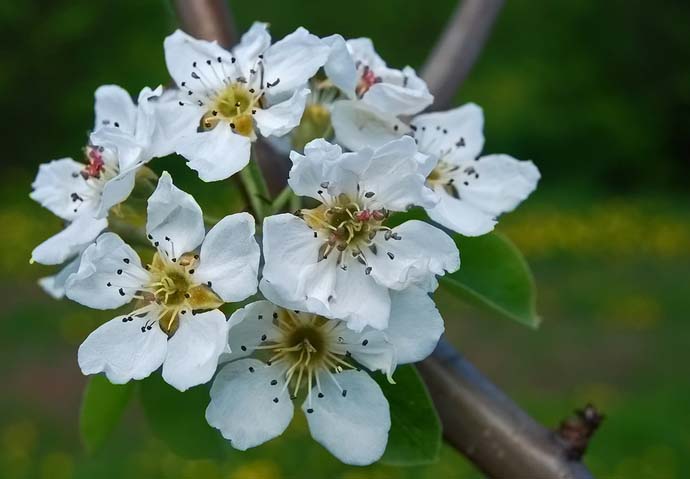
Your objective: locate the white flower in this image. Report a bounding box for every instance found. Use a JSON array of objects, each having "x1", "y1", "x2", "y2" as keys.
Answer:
[
  {"x1": 65, "y1": 172, "x2": 260, "y2": 391},
  {"x1": 260, "y1": 137, "x2": 459, "y2": 331},
  {"x1": 30, "y1": 84, "x2": 164, "y2": 274},
  {"x1": 206, "y1": 286, "x2": 443, "y2": 465},
  {"x1": 161, "y1": 23, "x2": 330, "y2": 182},
  {"x1": 324, "y1": 35, "x2": 432, "y2": 151},
  {"x1": 411, "y1": 104, "x2": 541, "y2": 236}
]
